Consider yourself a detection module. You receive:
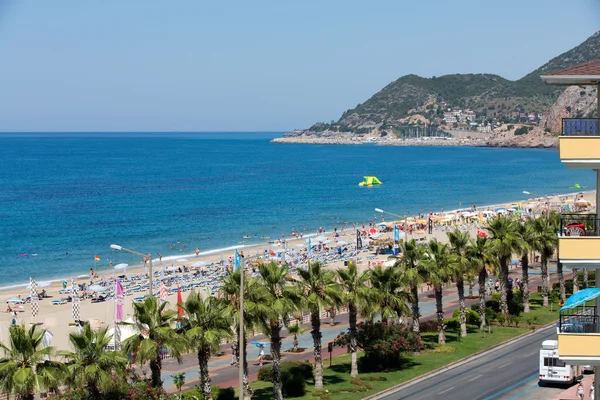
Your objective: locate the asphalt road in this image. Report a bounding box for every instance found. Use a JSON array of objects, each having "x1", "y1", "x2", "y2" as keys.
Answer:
[{"x1": 377, "y1": 325, "x2": 569, "y2": 400}]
